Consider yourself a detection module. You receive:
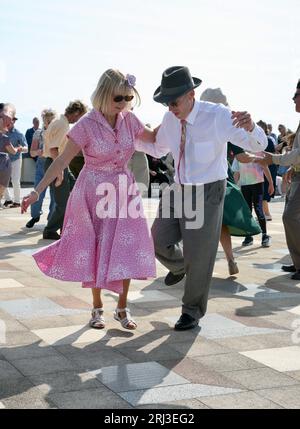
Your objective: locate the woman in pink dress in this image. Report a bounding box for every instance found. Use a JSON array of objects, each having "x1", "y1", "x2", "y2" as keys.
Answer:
[{"x1": 21, "y1": 69, "x2": 159, "y2": 330}]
